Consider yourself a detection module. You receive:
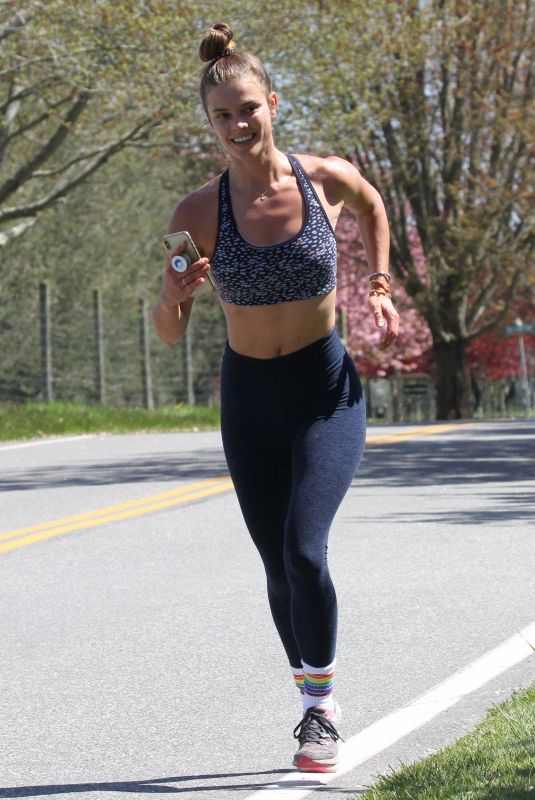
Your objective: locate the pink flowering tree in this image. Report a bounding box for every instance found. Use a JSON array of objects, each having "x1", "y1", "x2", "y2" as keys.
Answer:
[{"x1": 336, "y1": 211, "x2": 433, "y2": 378}]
